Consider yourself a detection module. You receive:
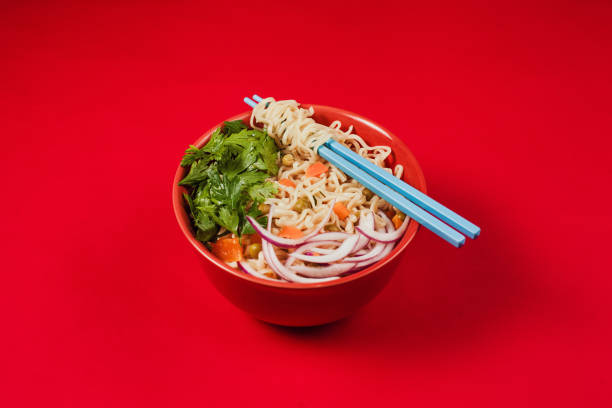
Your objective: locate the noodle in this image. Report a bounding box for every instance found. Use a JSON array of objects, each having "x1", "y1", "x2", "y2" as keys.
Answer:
[{"x1": 244, "y1": 98, "x2": 403, "y2": 278}]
